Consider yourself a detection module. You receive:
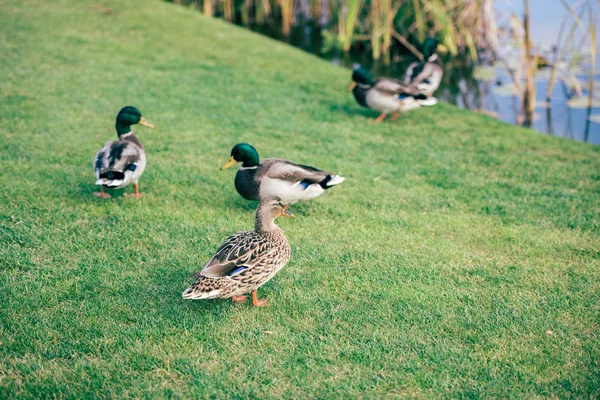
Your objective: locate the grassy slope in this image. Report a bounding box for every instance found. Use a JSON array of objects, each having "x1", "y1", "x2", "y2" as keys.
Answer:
[{"x1": 1, "y1": 0, "x2": 599, "y2": 397}]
